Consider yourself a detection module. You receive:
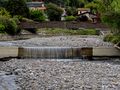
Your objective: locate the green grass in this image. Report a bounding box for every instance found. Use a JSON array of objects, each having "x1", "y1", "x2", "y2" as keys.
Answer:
[
  {"x1": 104, "y1": 34, "x2": 120, "y2": 44},
  {"x1": 37, "y1": 28, "x2": 99, "y2": 35}
]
